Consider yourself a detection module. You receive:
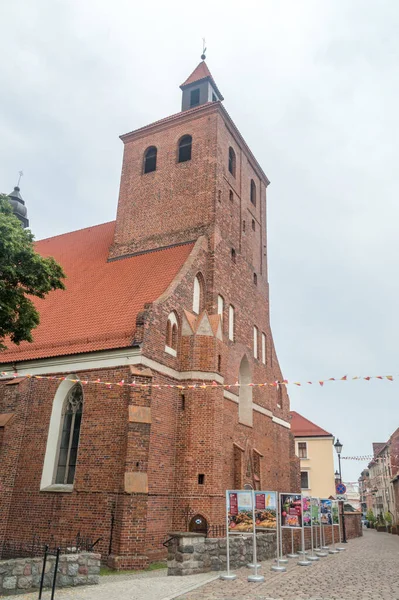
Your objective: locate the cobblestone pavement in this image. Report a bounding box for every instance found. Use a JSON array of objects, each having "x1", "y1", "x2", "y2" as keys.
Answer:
[
  {"x1": 1, "y1": 568, "x2": 218, "y2": 600},
  {"x1": 3, "y1": 531, "x2": 398, "y2": 600},
  {"x1": 177, "y1": 530, "x2": 399, "y2": 600}
]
